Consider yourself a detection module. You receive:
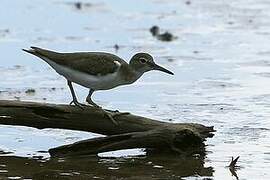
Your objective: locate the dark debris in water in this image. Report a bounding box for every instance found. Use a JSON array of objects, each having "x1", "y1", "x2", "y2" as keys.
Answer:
[
  {"x1": 149, "y1": 25, "x2": 177, "y2": 42},
  {"x1": 0, "y1": 29, "x2": 10, "y2": 37},
  {"x1": 64, "y1": 1, "x2": 93, "y2": 11},
  {"x1": 75, "y1": 2, "x2": 82, "y2": 9},
  {"x1": 229, "y1": 156, "x2": 240, "y2": 168},
  {"x1": 198, "y1": 80, "x2": 241, "y2": 89},
  {"x1": 73, "y1": 2, "x2": 92, "y2": 10},
  {"x1": 25, "y1": 88, "x2": 36, "y2": 94},
  {"x1": 157, "y1": 32, "x2": 175, "y2": 41},
  {"x1": 229, "y1": 156, "x2": 240, "y2": 180},
  {"x1": 150, "y1": 25, "x2": 160, "y2": 36},
  {"x1": 185, "y1": 1, "x2": 191, "y2": 5},
  {"x1": 114, "y1": 44, "x2": 120, "y2": 52}
]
